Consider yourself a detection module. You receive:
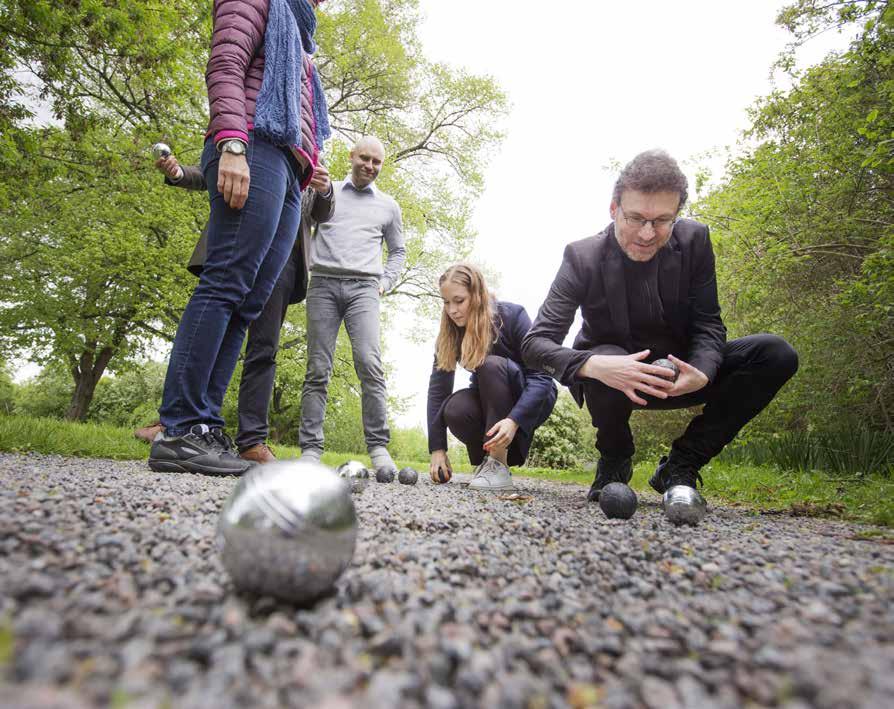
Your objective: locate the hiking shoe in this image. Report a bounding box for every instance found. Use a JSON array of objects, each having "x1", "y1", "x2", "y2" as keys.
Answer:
[
  {"x1": 587, "y1": 456, "x2": 633, "y2": 502},
  {"x1": 650, "y1": 455, "x2": 707, "y2": 525},
  {"x1": 468, "y1": 457, "x2": 515, "y2": 491},
  {"x1": 148, "y1": 424, "x2": 251, "y2": 476},
  {"x1": 134, "y1": 421, "x2": 164, "y2": 444},
  {"x1": 299, "y1": 448, "x2": 322, "y2": 463},
  {"x1": 239, "y1": 443, "x2": 276, "y2": 465}
]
